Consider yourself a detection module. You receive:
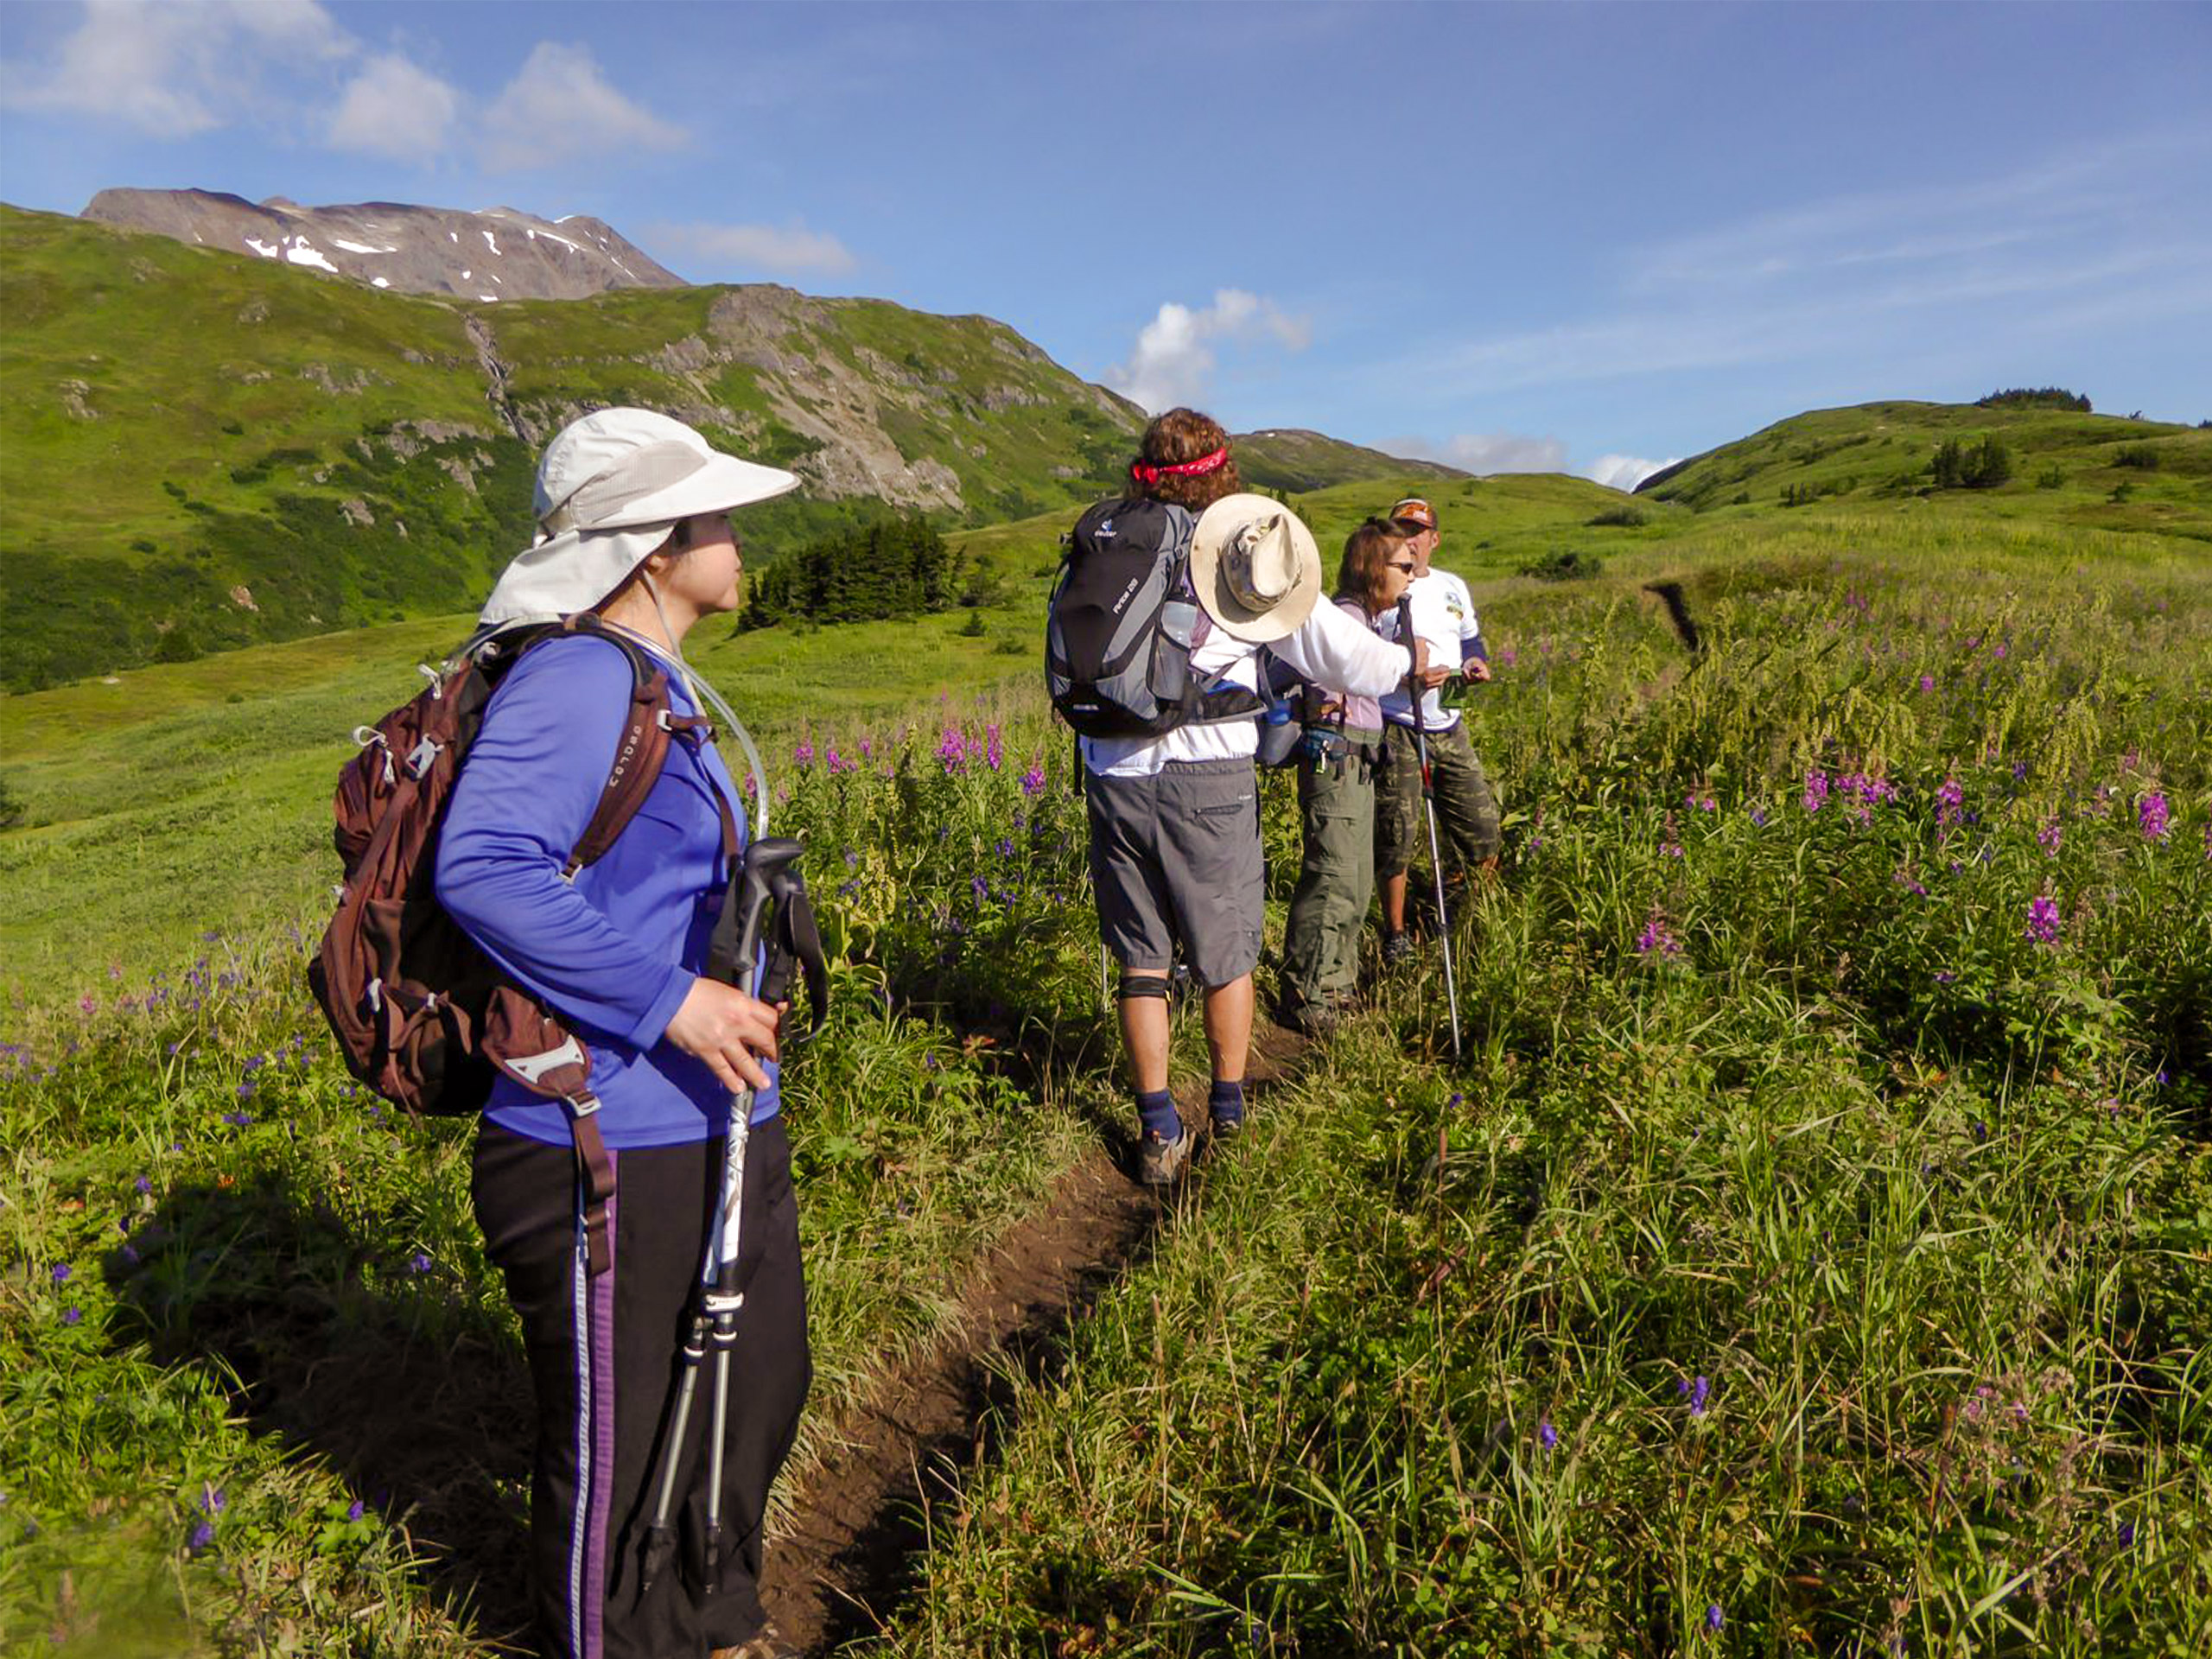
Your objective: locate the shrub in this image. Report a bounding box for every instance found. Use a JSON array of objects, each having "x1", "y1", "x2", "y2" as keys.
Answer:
[
  {"x1": 1976, "y1": 386, "x2": 2090, "y2": 411},
  {"x1": 2113, "y1": 442, "x2": 2161, "y2": 471},
  {"x1": 2036, "y1": 465, "x2": 2066, "y2": 489},
  {"x1": 1586, "y1": 504, "x2": 1647, "y2": 528},
  {"x1": 1519, "y1": 548, "x2": 1604, "y2": 582},
  {"x1": 1931, "y1": 435, "x2": 2012, "y2": 490},
  {"x1": 0, "y1": 772, "x2": 22, "y2": 830}
]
